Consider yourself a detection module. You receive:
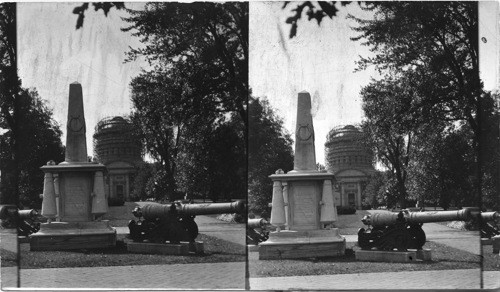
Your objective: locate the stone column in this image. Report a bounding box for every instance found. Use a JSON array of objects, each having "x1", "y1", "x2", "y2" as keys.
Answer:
[
  {"x1": 357, "y1": 182, "x2": 362, "y2": 209},
  {"x1": 270, "y1": 180, "x2": 285, "y2": 231},
  {"x1": 293, "y1": 91, "x2": 316, "y2": 171},
  {"x1": 320, "y1": 180, "x2": 337, "y2": 226},
  {"x1": 91, "y1": 171, "x2": 108, "y2": 218},
  {"x1": 53, "y1": 173, "x2": 60, "y2": 221},
  {"x1": 340, "y1": 183, "x2": 344, "y2": 207},
  {"x1": 65, "y1": 82, "x2": 88, "y2": 163},
  {"x1": 282, "y1": 182, "x2": 290, "y2": 230},
  {"x1": 41, "y1": 172, "x2": 57, "y2": 221}
]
